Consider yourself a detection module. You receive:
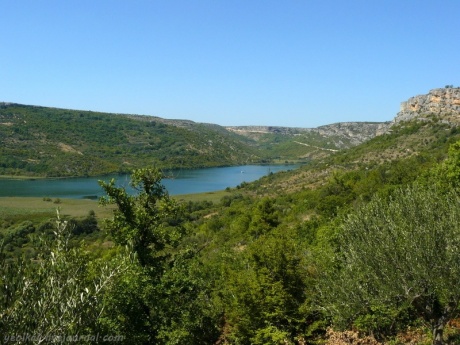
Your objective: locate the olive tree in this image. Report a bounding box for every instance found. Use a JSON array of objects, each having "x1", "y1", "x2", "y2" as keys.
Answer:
[
  {"x1": 320, "y1": 184, "x2": 460, "y2": 345},
  {"x1": 0, "y1": 210, "x2": 130, "y2": 343}
]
